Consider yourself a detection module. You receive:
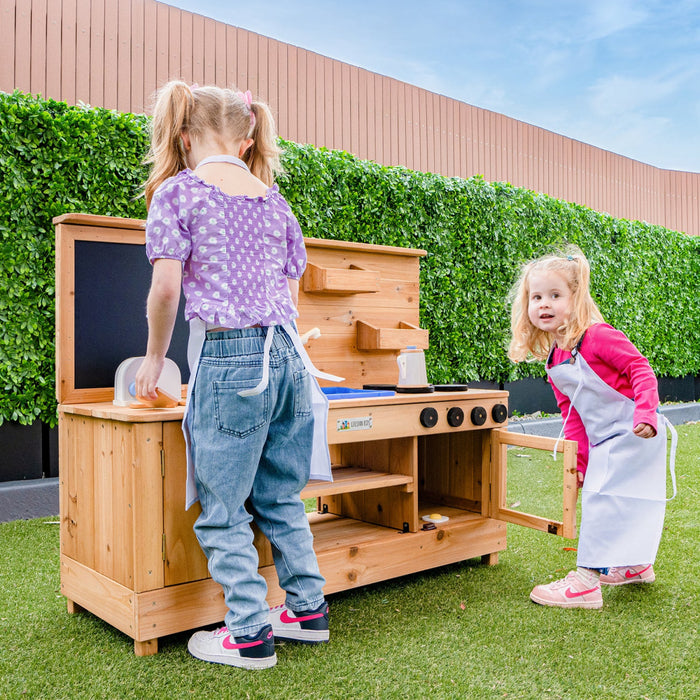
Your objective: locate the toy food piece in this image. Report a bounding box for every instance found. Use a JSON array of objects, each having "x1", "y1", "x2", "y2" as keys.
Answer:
[
  {"x1": 130, "y1": 387, "x2": 181, "y2": 409},
  {"x1": 421, "y1": 513, "x2": 450, "y2": 524}
]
